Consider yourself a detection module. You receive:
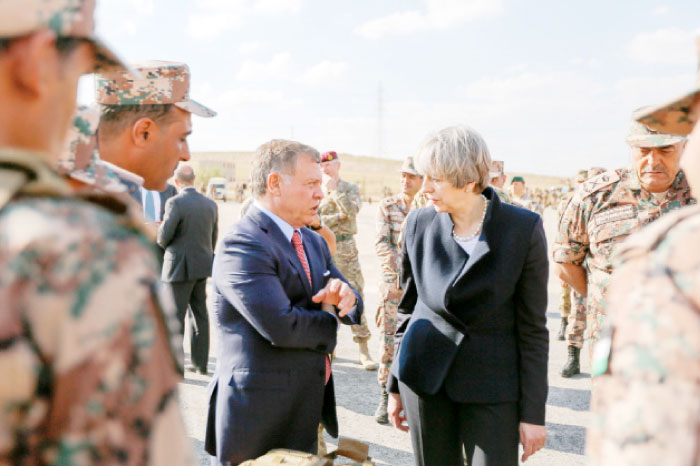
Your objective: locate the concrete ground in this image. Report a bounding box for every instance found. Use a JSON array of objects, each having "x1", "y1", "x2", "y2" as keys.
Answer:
[{"x1": 179, "y1": 201, "x2": 592, "y2": 466}]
